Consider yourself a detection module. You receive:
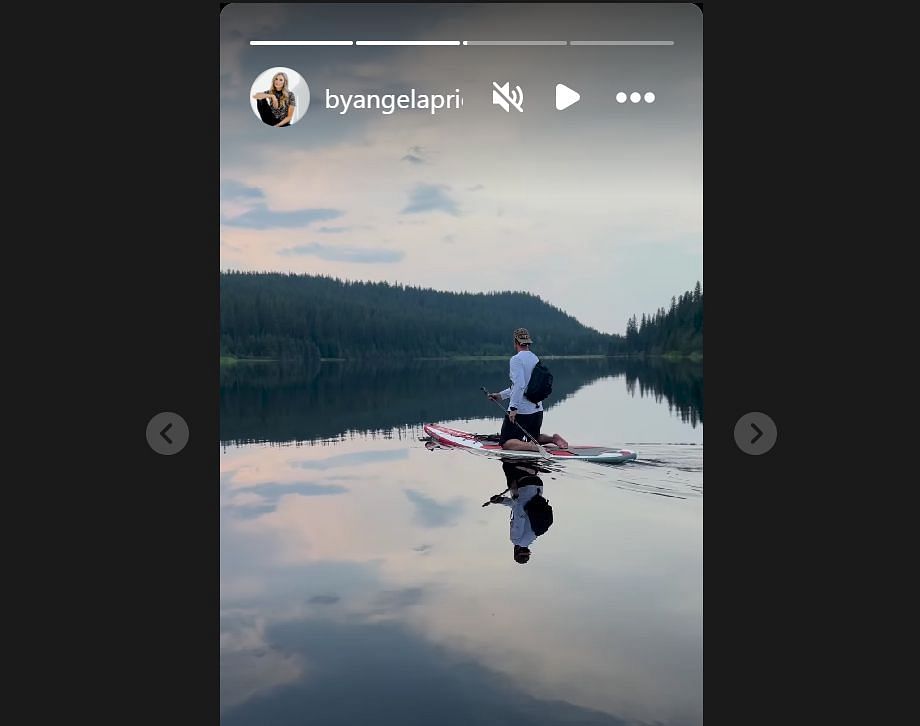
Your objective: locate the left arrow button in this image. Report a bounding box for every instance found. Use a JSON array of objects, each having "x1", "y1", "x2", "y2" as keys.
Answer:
[{"x1": 147, "y1": 413, "x2": 188, "y2": 455}]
